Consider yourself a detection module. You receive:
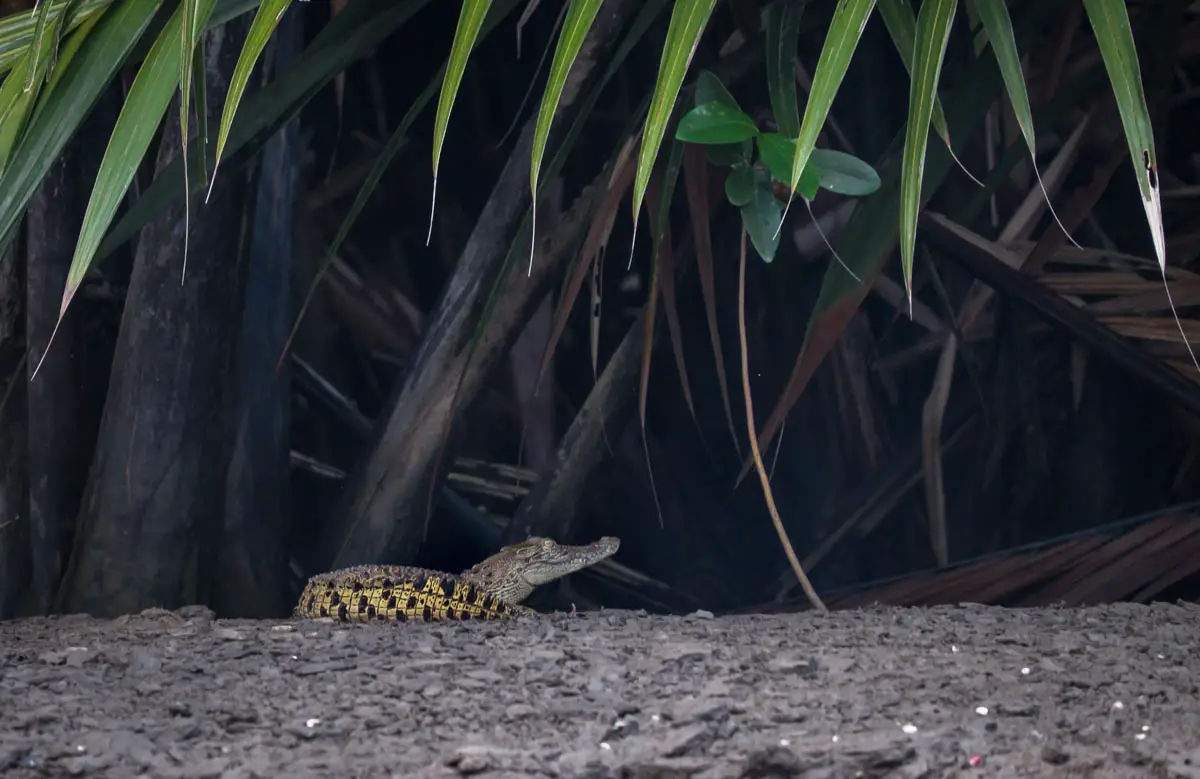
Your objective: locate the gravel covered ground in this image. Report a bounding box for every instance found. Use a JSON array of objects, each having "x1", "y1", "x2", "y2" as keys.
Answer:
[{"x1": 3, "y1": 602, "x2": 1200, "y2": 777}]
